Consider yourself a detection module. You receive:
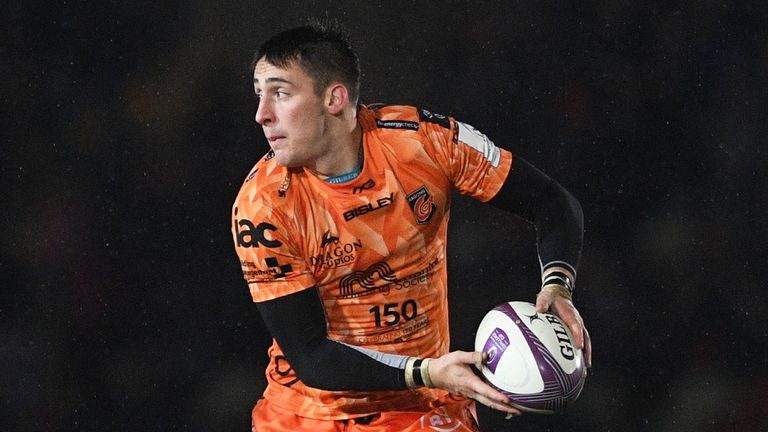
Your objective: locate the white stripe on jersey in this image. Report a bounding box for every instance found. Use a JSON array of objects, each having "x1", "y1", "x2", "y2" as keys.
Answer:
[
  {"x1": 339, "y1": 341, "x2": 410, "y2": 369},
  {"x1": 457, "y1": 121, "x2": 501, "y2": 167}
]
